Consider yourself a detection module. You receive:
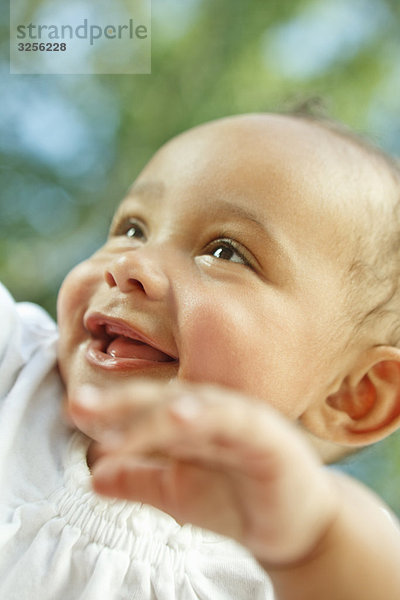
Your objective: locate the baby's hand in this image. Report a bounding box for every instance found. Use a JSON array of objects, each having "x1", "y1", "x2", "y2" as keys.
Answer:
[{"x1": 69, "y1": 380, "x2": 338, "y2": 566}]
